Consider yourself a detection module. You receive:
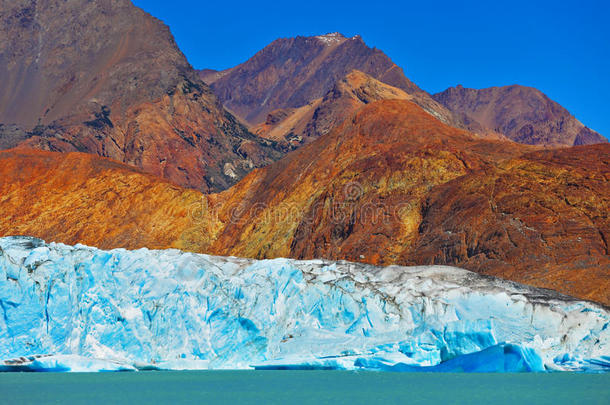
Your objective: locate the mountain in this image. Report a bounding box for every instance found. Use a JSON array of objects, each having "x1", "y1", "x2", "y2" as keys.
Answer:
[
  {"x1": 253, "y1": 70, "x2": 505, "y2": 149},
  {"x1": 0, "y1": 0, "x2": 281, "y2": 192},
  {"x1": 2, "y1": 100, "x2": 608, "y2": 304},
  {"x1": 0, "y1": 148, "x2": 217, "y2": 251},
  {"x1": 412, "y1": 143, "x2": 610, "y2": 301},
  {"x1": 1, "y1": 236, "x2": 608, "y2": 372},
  {"x1": 200, "y1": 33, "x2": 463, "y2": 129},
  {"x1": 203, "y1": 34, "x2": 603, "y2": 148},
  {"x1": 210, "y1": 99, "x2": 532, "y2": 261},
  {"x1": 433, "y1": 85, "x2": 606, "y2": 146},
  {"x1": 209, "y1": 100, "x2": 610, "y2": 304},
  {"x1": 253, "y1": 70, "x2": 418, "y2": 148}
]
